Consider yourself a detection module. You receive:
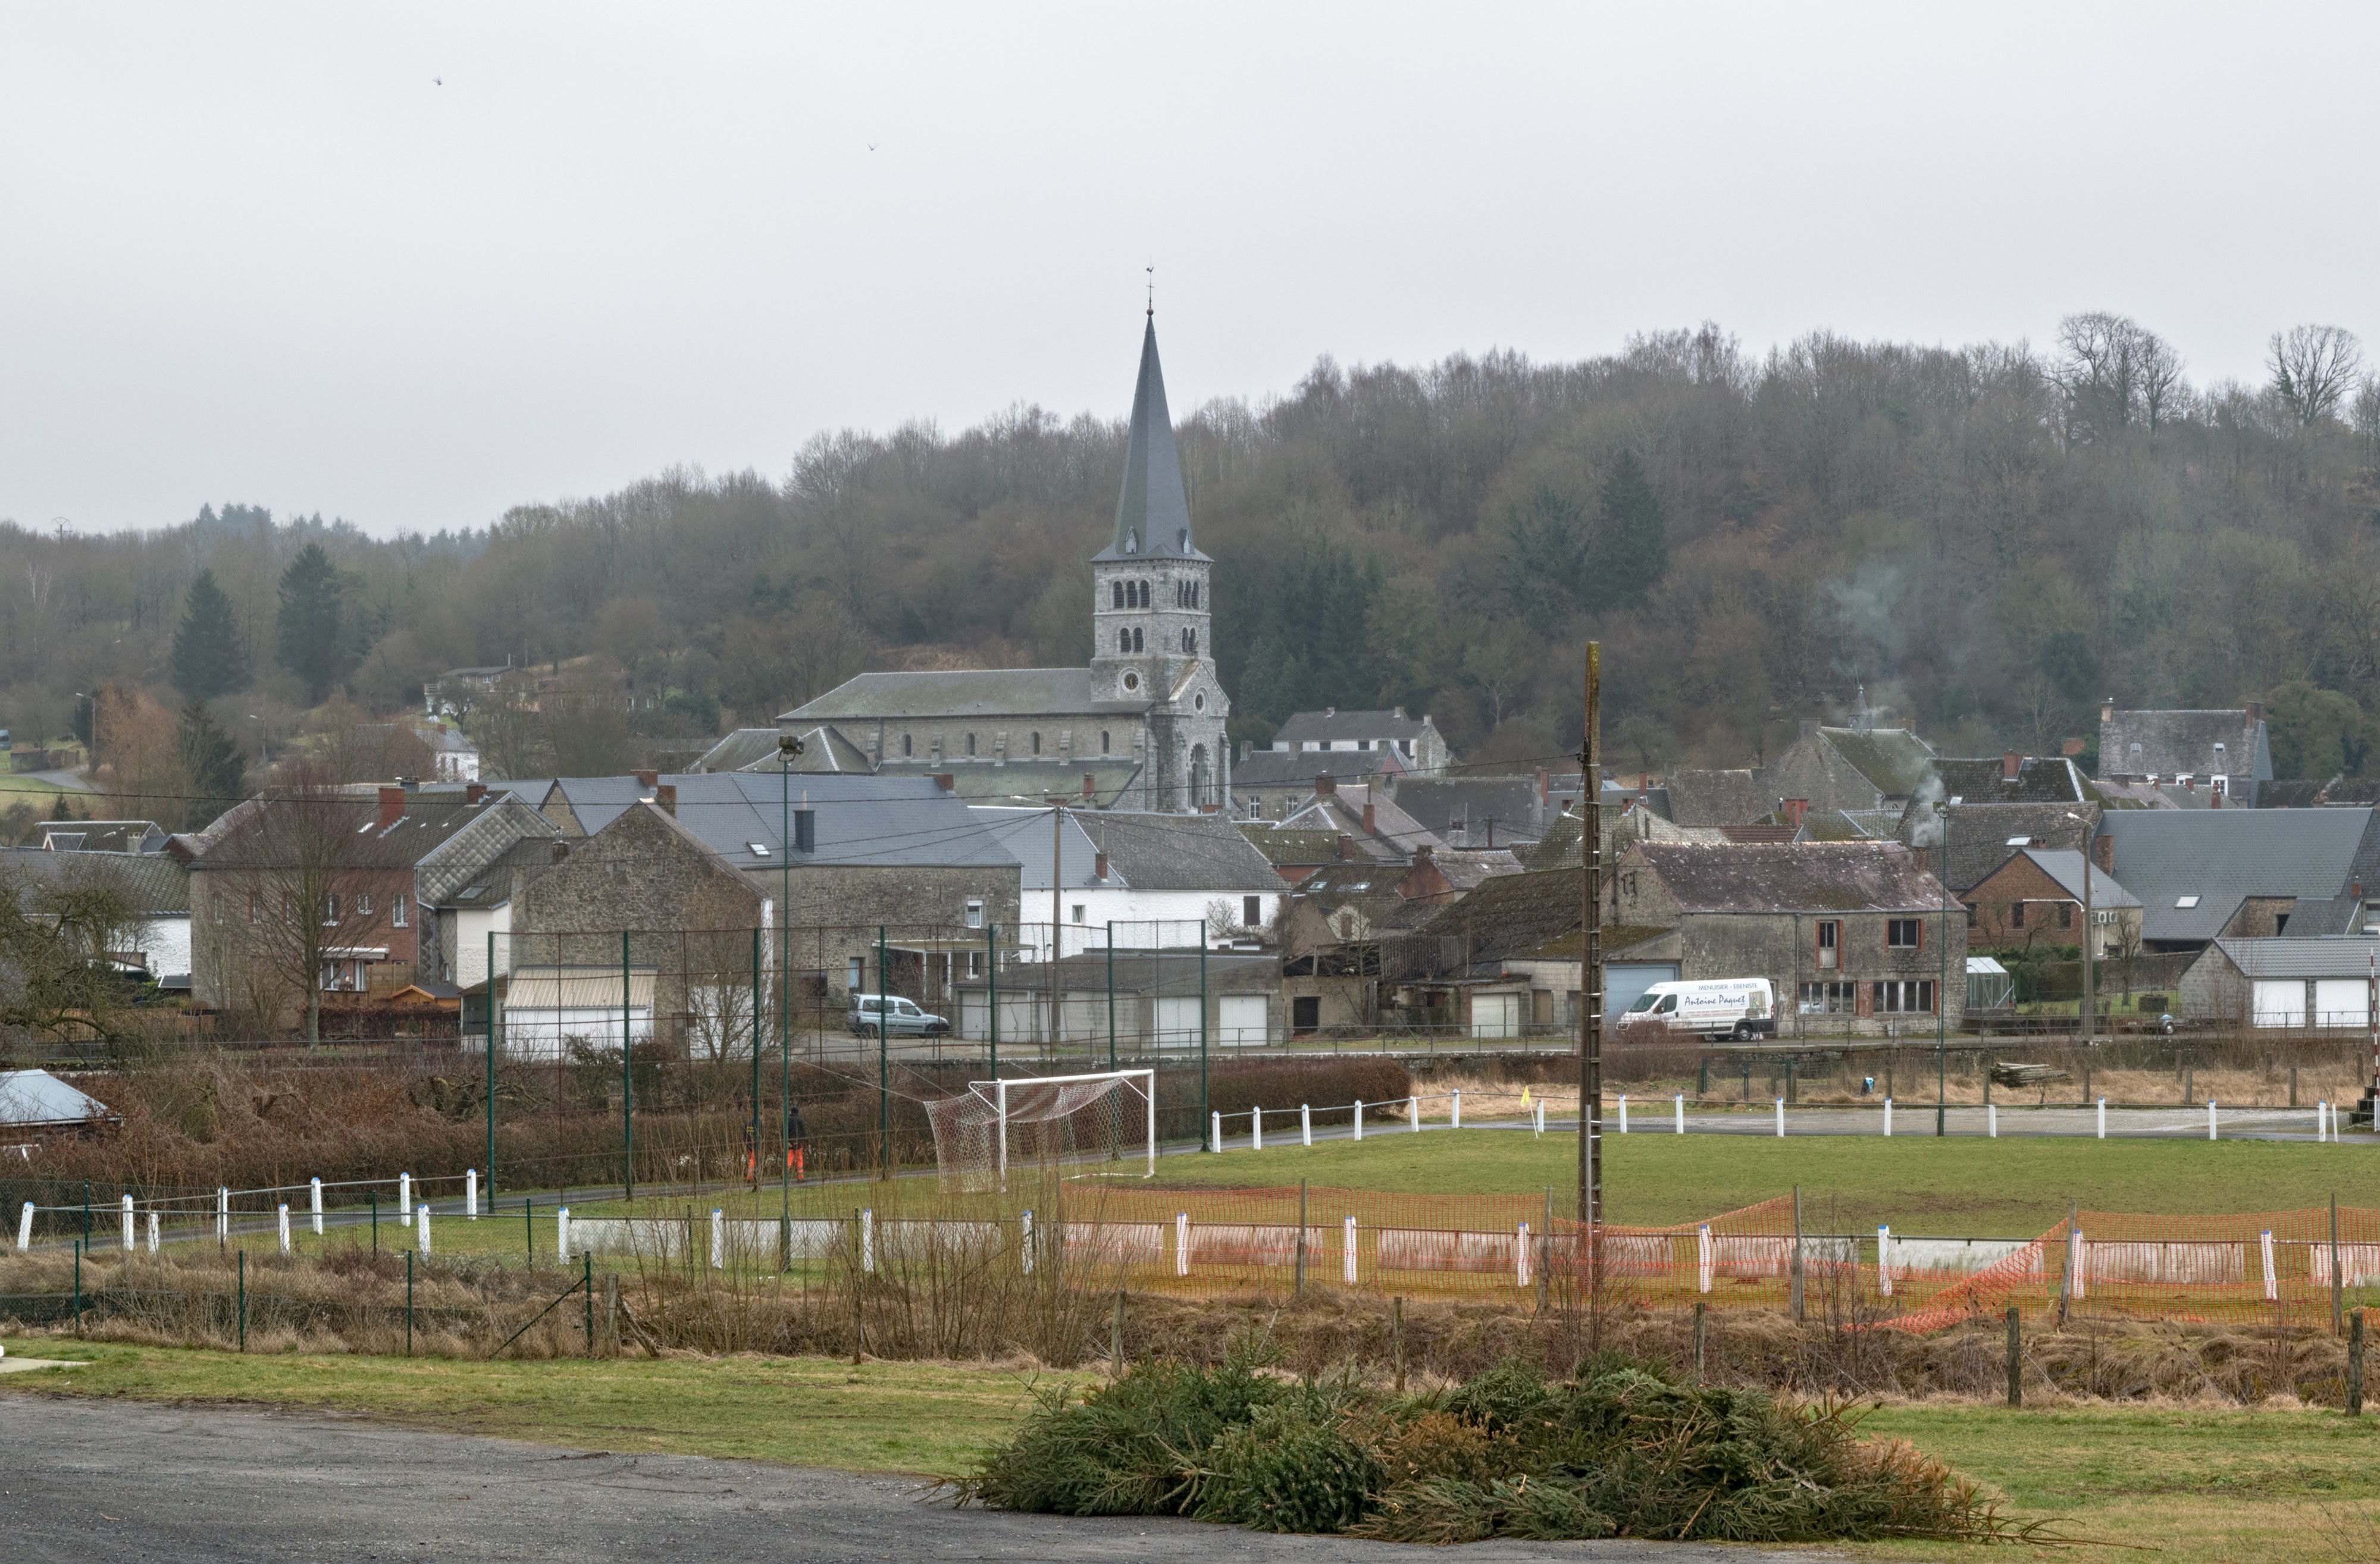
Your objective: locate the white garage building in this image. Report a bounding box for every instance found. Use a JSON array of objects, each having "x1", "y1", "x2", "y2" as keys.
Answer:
[{"x1": 2180, "y1": 938, "x2": 2380, "y2": 1029}]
